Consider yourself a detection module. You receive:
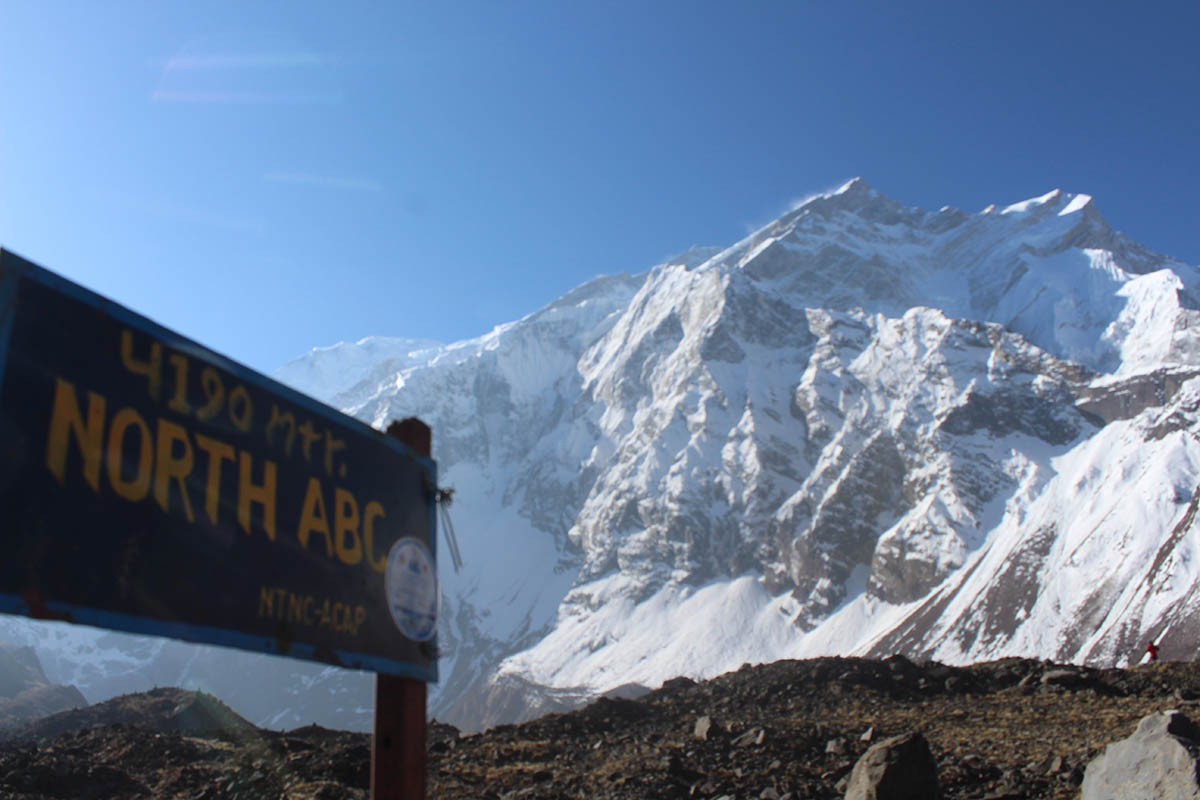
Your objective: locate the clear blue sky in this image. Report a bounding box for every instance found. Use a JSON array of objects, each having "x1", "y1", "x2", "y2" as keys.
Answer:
[{"x1": 2, "y1": 1, "x2": 1197, "y2": 376}]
